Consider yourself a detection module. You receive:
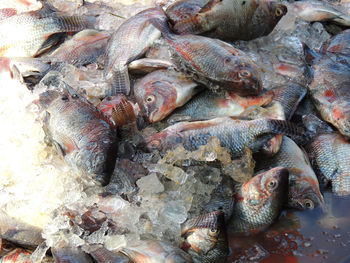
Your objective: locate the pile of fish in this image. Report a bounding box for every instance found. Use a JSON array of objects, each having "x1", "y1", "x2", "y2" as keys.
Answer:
[{"x1": 1, "y1": 0, "x2": 350, "y2": 262}]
